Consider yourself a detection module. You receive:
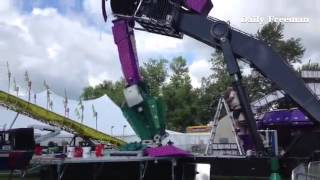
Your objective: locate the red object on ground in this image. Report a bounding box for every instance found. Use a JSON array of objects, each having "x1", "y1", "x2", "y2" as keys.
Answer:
[
  {"x1": 74, "y1": 147, "x2": 83, "y2": 157},
  {"x1": 144, "y1": 145, "x2": 192, "y2": 157},
  {"x1": 95, "y1": 144, "x2": 104, "y2": 157},
  {"x1": 34, "y1": 145, "x2": 42, "y2": 155},
  {"x1": 8, "y1": 151, "x2": 33, "y2": 170}
]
